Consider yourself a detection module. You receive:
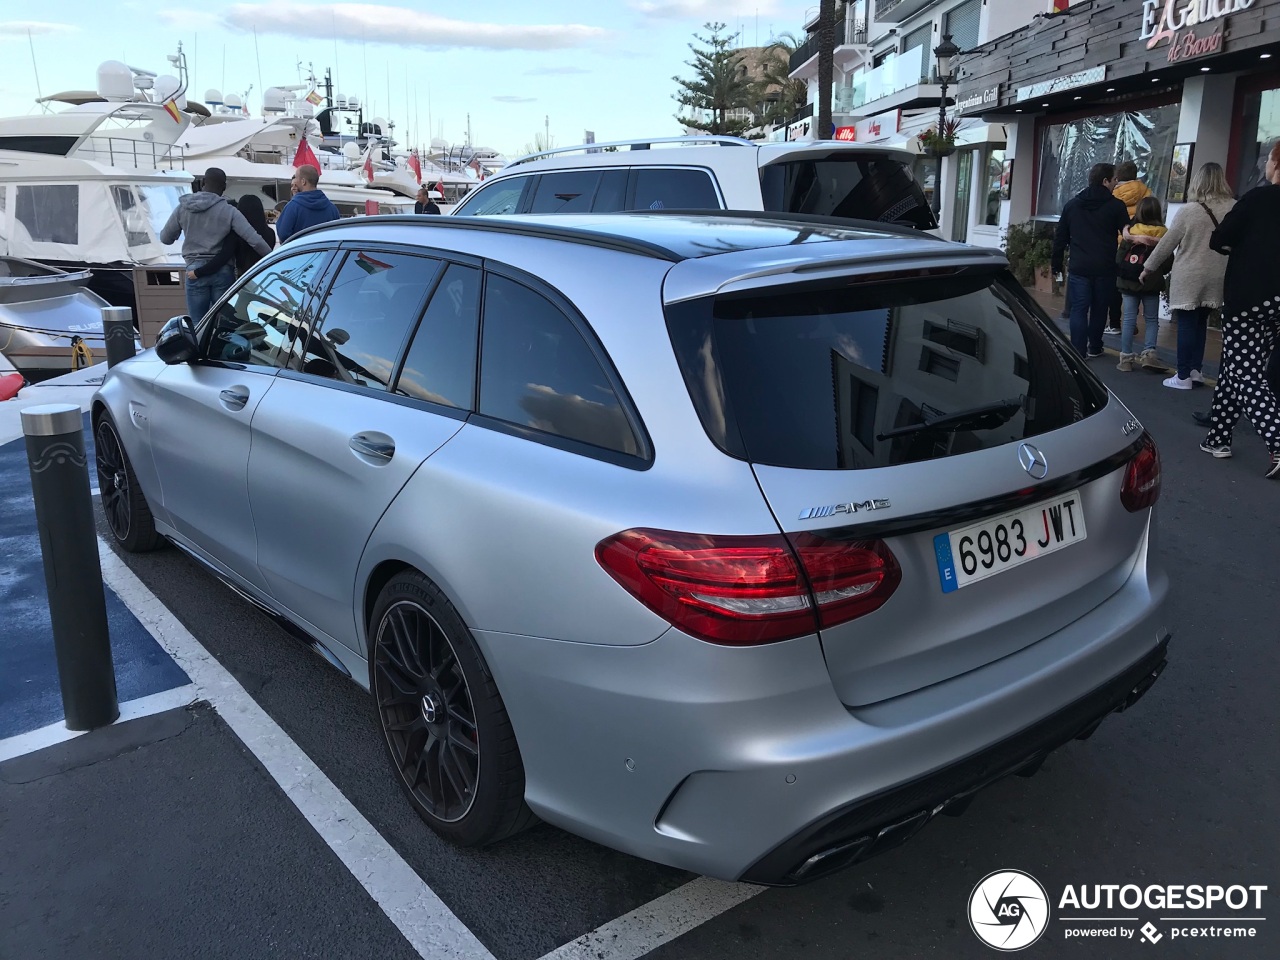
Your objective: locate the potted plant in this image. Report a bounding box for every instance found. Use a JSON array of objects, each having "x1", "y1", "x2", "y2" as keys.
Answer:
[
  {"x1": 917, "y1": 117, "x2": 960, "y2": 157},
  {"x1": 1002, "y1": 221, "x2": 1057, "y2": 292}
]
